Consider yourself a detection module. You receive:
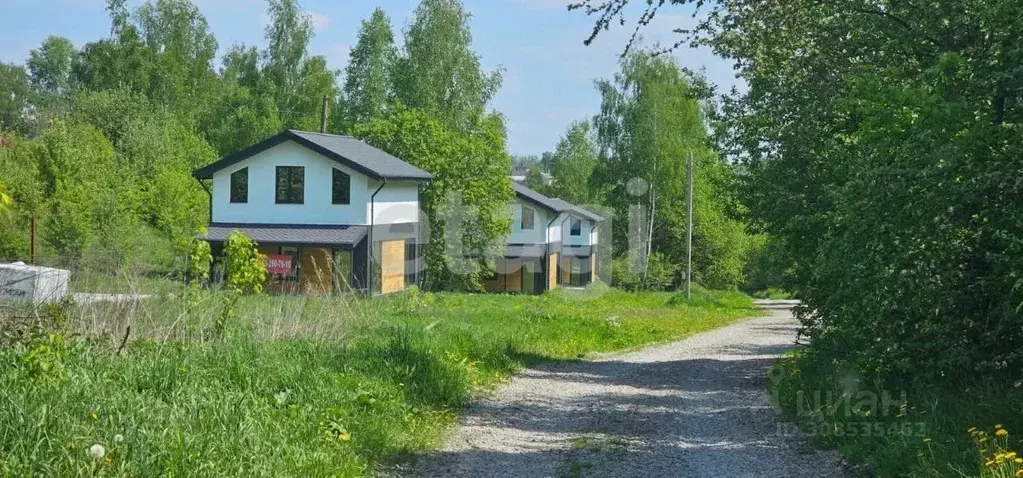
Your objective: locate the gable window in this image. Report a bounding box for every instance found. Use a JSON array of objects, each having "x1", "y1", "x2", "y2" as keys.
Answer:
[
  {"x1": 276, "y1": 166, "x2": 304, "y2": 204},
  {"x1": 332, "y1": 168, "x2": 351, "y2": 205},
  {"x1": 230, "y1": 167, "x2": 248, "y2": 203},
  {"x1": 570, "y1": 218, "x2": 582, "y2": 236},
  {"x1": 521, "y1": 206, "x2": 535, "y2": 230}
]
